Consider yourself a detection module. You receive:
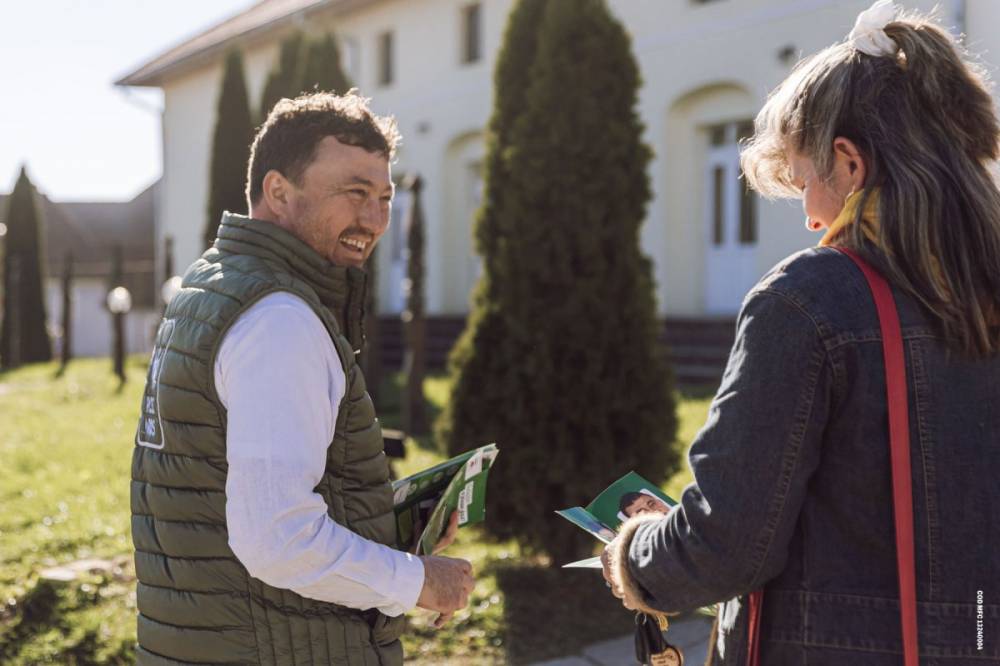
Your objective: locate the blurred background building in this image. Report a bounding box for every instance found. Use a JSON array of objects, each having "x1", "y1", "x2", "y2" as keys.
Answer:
[
  {"x1": 114, "y1": 0, "x2": 996, "y2": 380},
  {"x1": 0, "y1": 183, "x2": 159, "y2": 358}
]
